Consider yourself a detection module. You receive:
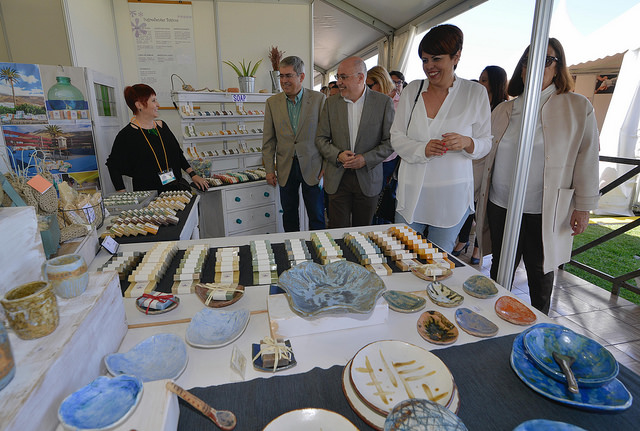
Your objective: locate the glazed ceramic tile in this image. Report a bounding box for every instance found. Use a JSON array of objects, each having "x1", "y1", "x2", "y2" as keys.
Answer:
[
  {"x1": 426, "y1": 282, "x2": 464, "y2": 308},
  {"x1": 383, "y1": 290, "x2": 426, "y2": 313},
  {"x1": 417, "y1": 310, "x2": 459, "y2": 345},
  {"x1": 185, "y1": 308, "x2": 250, "y2": 348},
  {"x1": 455, "y1": 308, "x2": 499, "y2": 338},
  {"x1": 494, "y1": 296, "x2": 537, "y2": 325},
  {"x1": 383, "y1": 398, "x2": 467, "y2": 431},
  {"x1": 462, "y1": 275, "x2": 498, "y2": 299}
]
